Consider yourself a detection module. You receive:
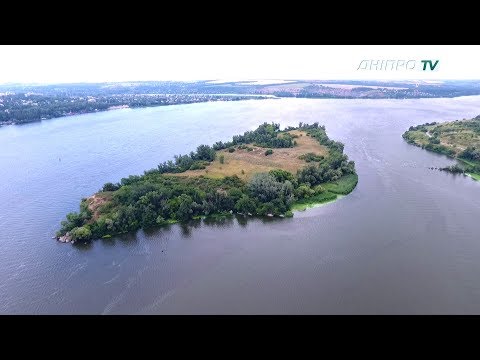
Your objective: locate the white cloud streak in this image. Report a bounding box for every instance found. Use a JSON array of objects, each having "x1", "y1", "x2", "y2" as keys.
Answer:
[{"x1": 0, "y1": 45, "x2": 479, "y2": 84}]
